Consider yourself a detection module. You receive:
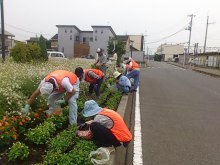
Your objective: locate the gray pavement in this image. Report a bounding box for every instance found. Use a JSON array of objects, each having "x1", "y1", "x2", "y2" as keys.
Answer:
[{"x1": 139, "y1": 62, "x2": 220, "y2": 165}]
